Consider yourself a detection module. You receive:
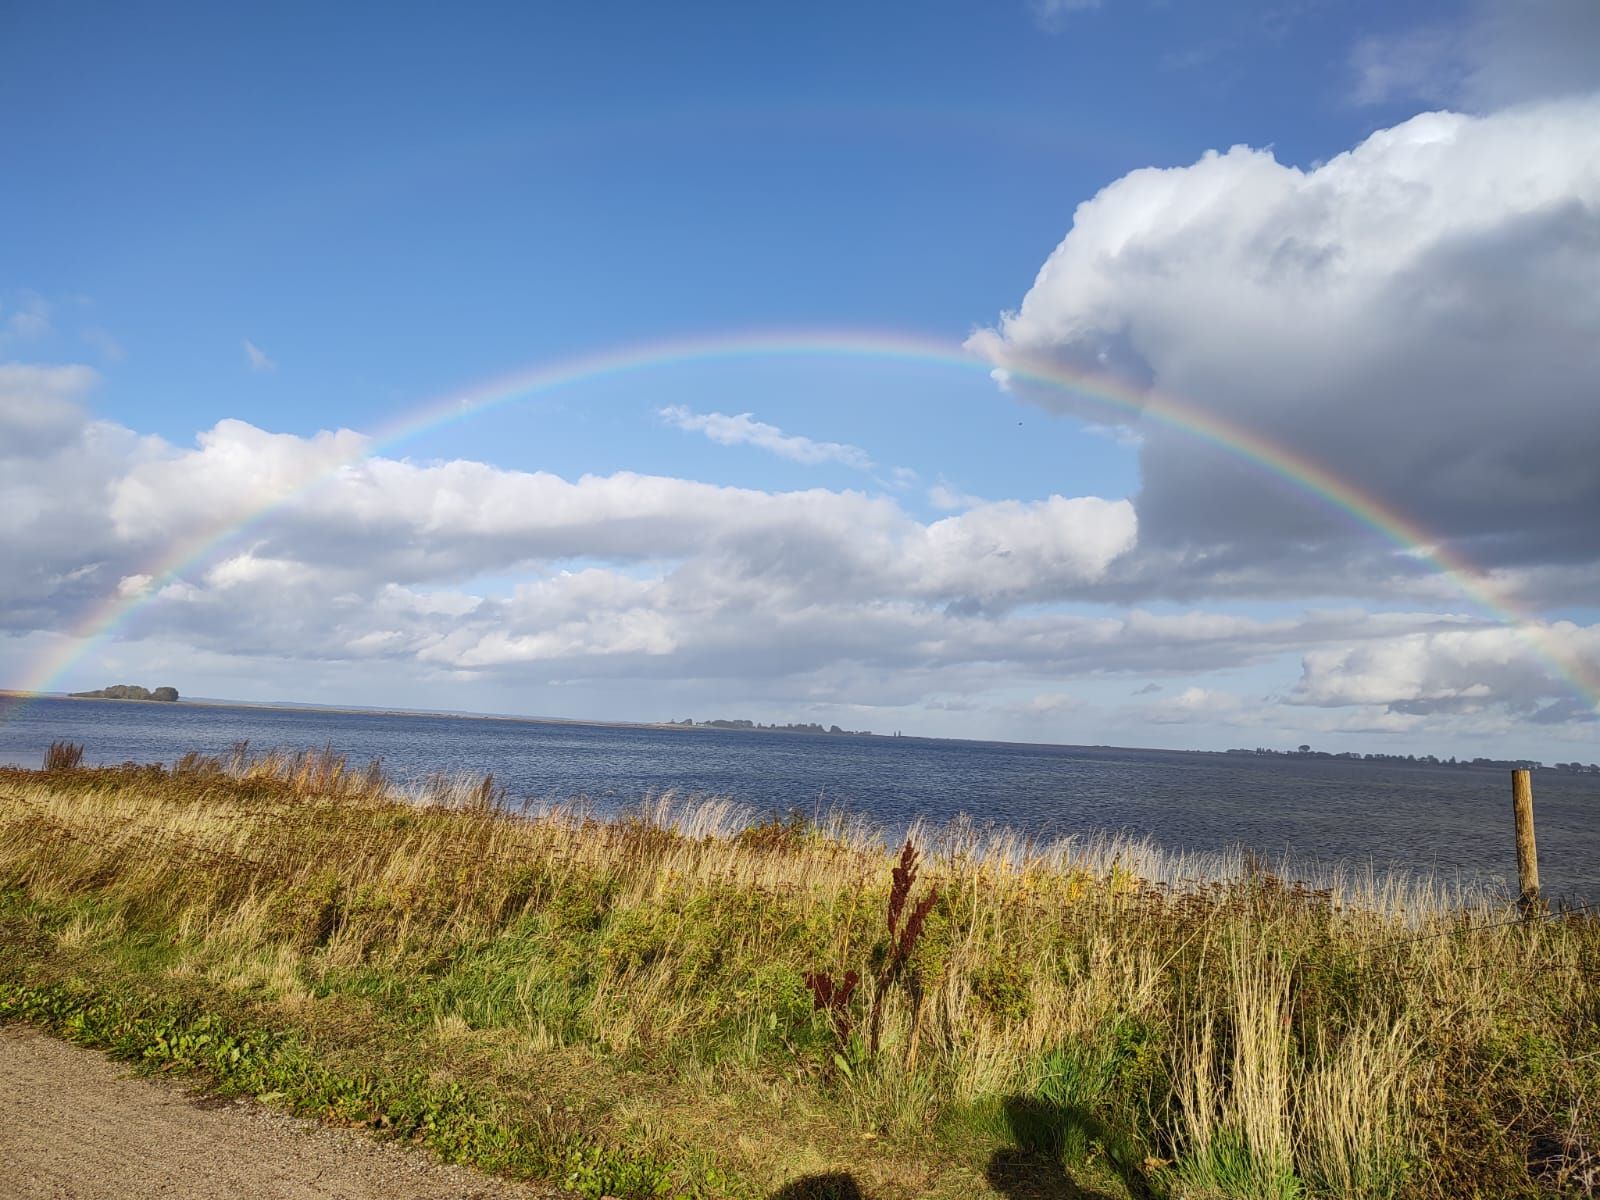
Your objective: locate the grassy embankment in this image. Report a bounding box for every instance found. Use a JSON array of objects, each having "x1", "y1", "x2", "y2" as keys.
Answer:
[{"x1": 1, "y1": 745, "x2": 1597, "y2": 1199}]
